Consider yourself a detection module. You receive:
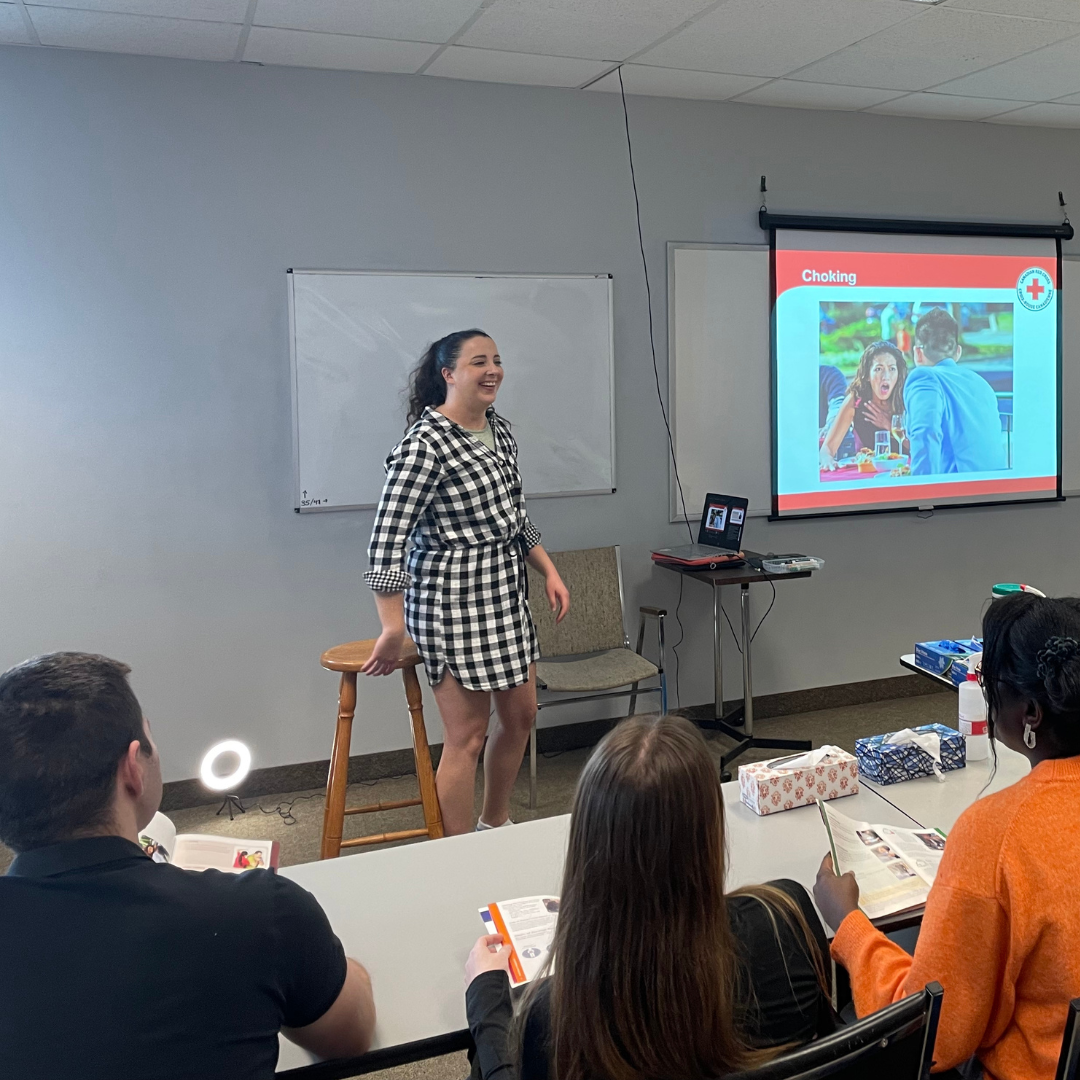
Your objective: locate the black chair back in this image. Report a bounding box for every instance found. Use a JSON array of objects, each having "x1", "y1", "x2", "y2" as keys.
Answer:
[
  {"x1": 726, "y1": 982, "x2": 943, "y2": 1080},
  {"x1": 1056, "y1": 998, "x2": 1080, "y2": 1080}
]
